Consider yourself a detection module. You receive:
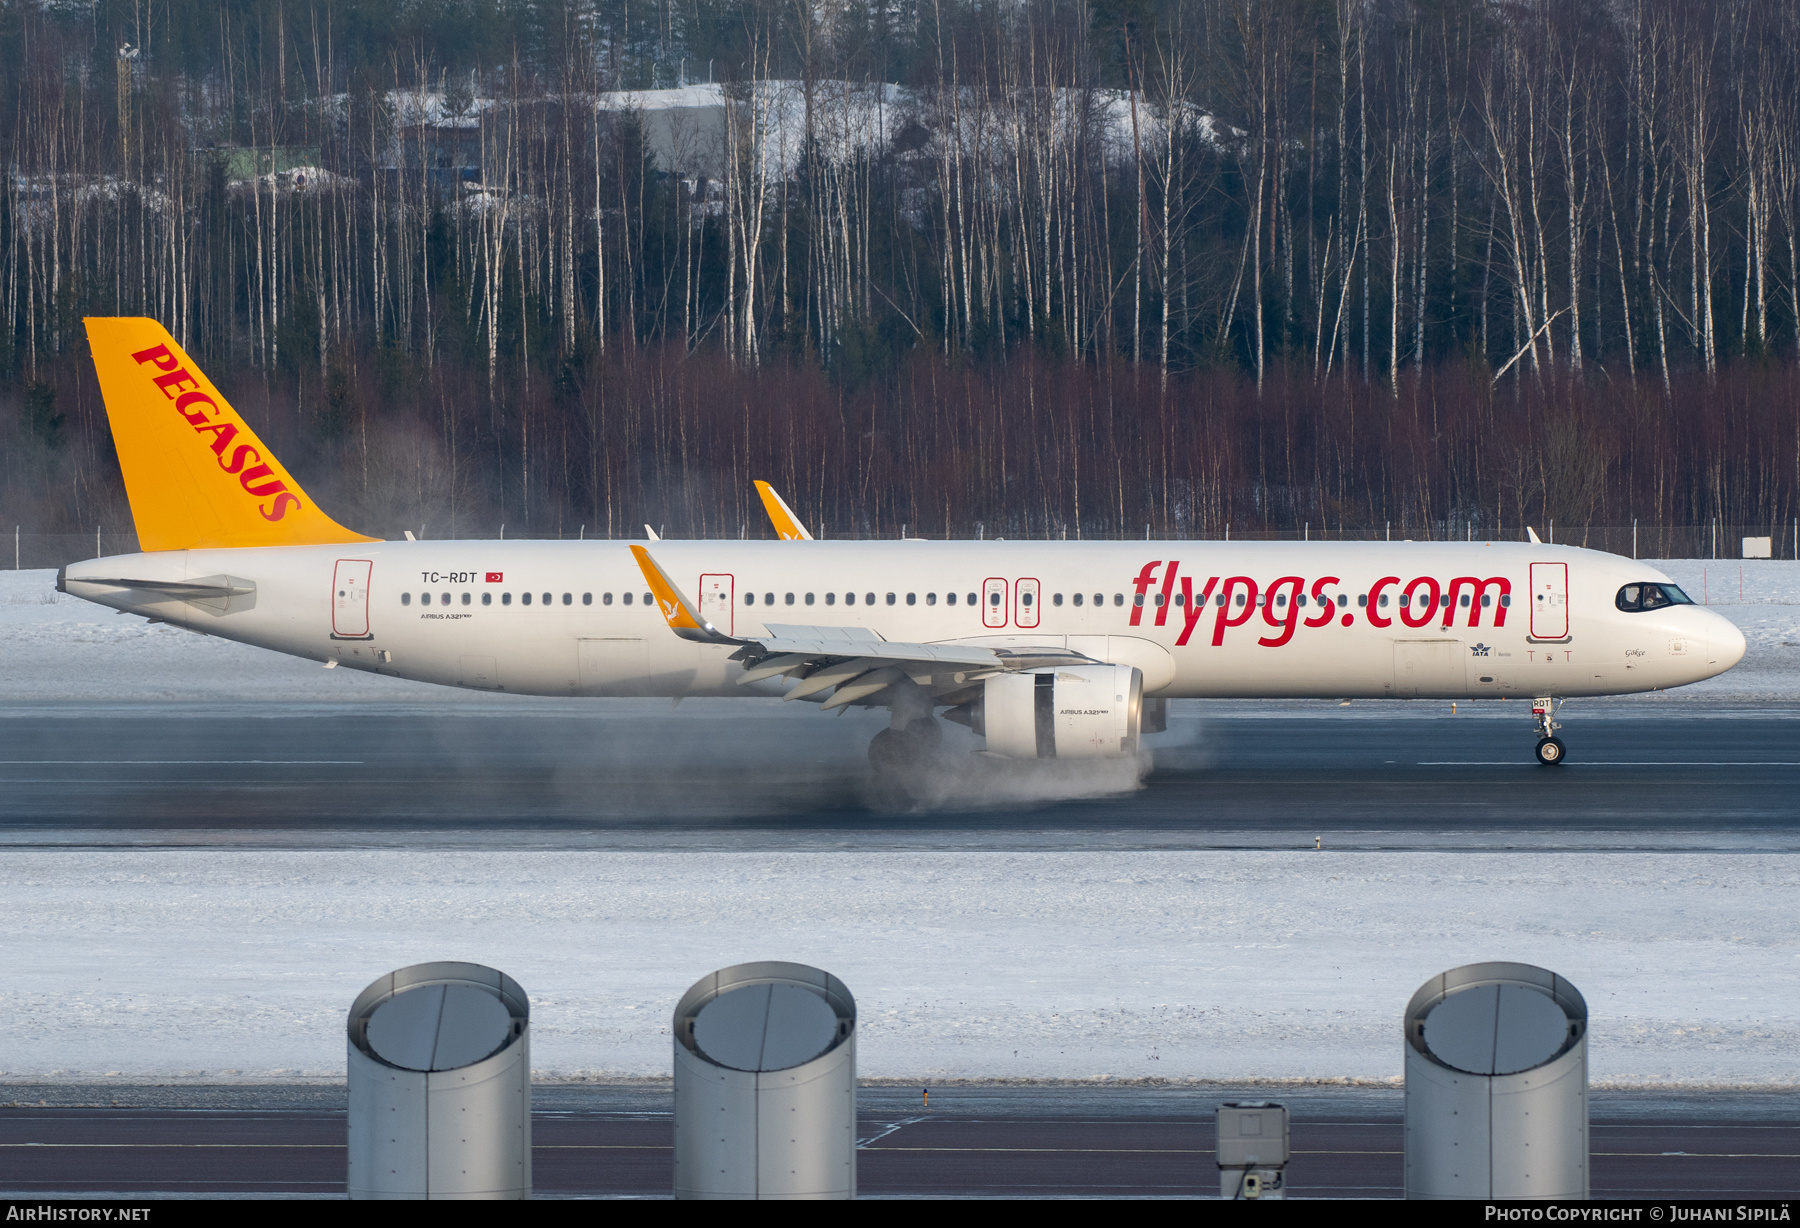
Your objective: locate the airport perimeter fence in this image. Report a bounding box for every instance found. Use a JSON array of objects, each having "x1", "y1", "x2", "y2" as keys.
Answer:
[{"x1": 7, "y1": 522, "x2": 1799, "y2": 572}]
